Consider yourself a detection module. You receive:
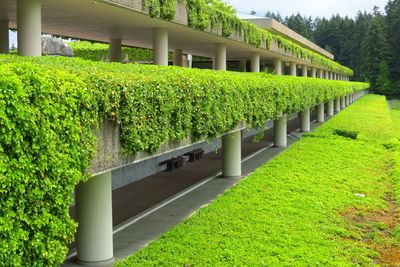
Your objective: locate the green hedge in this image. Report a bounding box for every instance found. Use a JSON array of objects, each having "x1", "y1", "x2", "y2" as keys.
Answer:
[
  {"x1": 0, "y1": 54, "x2": 368, "y2": 264},
  {"x1": 116, "y1": 95, "x2": 396, "y2": 266}
]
